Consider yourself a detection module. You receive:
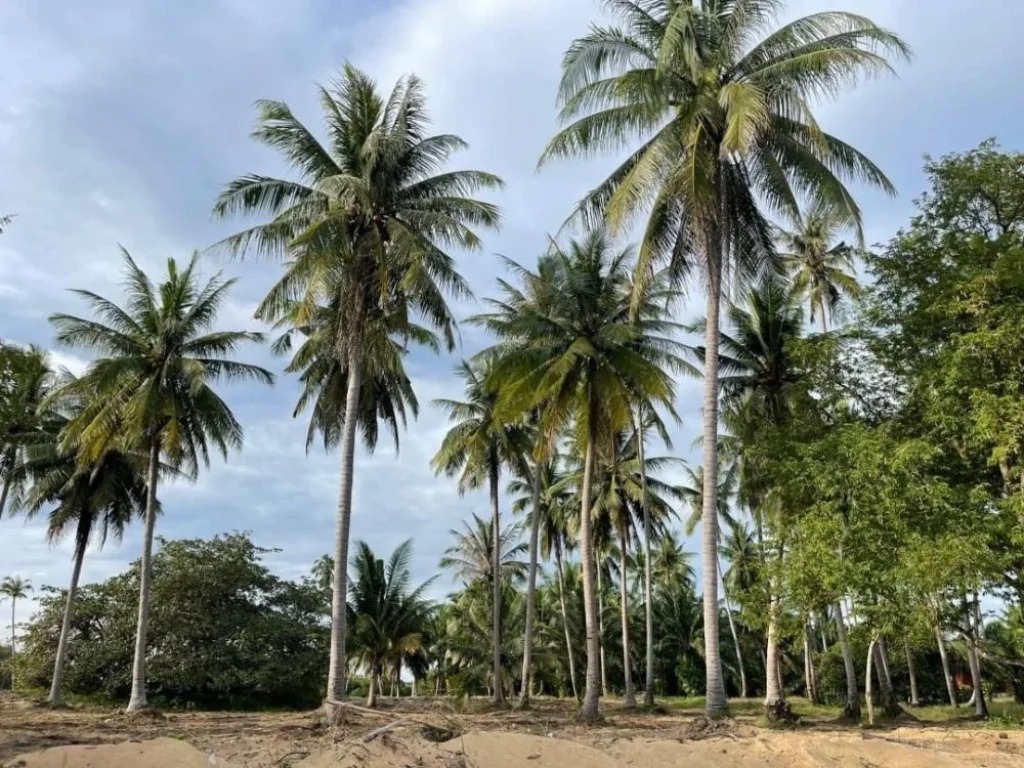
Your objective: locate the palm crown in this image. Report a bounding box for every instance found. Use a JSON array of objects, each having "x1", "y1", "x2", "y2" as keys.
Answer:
[
  {"x1": 778, "y1": 203, "x2": 861, "y2": 331},
  {"x1": 542, "y1": 0, "x2": 908, "y2": 287},
  {"x1": 49, "y1": 251, "x2": 273, "y2": 470}
]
